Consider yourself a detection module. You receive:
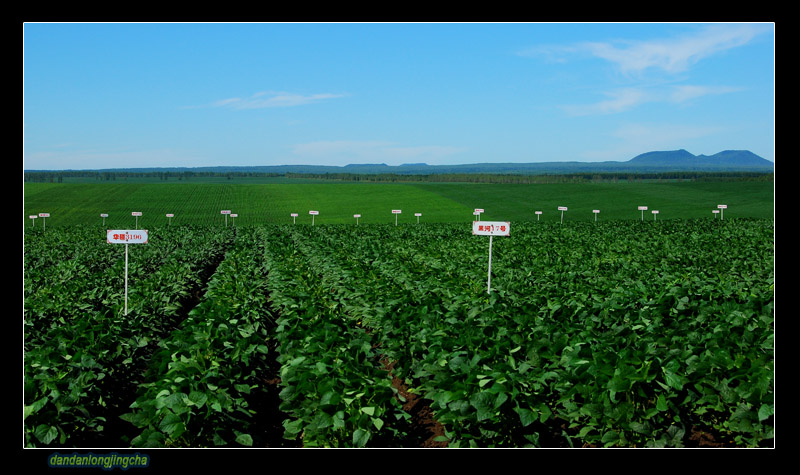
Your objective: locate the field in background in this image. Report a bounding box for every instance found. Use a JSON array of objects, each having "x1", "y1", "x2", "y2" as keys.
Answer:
[{"x1": 23, "y1": 180, "x2": 774, "y2": 228}]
